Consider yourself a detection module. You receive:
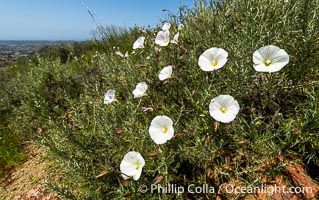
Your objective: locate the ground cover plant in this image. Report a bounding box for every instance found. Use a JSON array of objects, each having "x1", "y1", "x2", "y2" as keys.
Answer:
[{"x1": 1, "y1": 0, "x2": 319, "y2": 199}]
